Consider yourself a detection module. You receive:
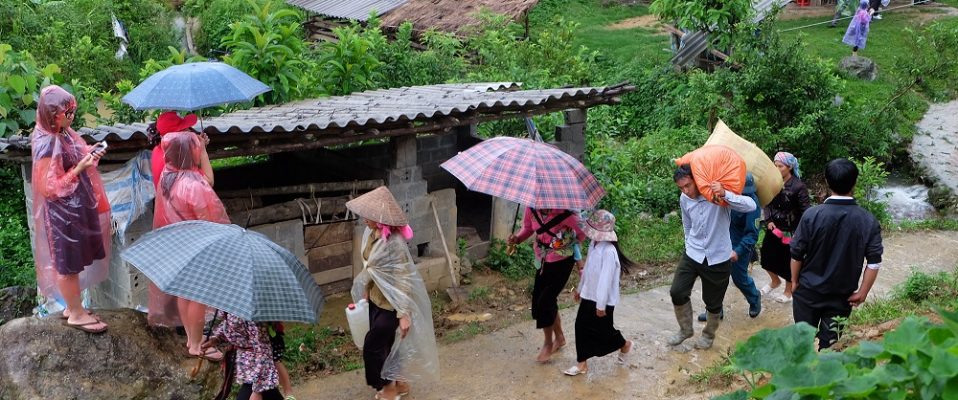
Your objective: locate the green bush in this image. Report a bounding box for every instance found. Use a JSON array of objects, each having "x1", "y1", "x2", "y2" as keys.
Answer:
[
  {"x1": 481, "y1": 239, "x2": 537, "y2": 281},
  {"x1": 316, "y1": 25, "x2": 384, "y2": 96},
  {"x1": 589, "y1": 126, "x2": 708, "y2": 217},
  {"x1": 894, "y1": 270, "x2": 955, "y2": 304},
  {"x1": 464, "y1": 11, "x2": 597, "y2": 89},
  {"x1": 852, "y1": 156, "x2": 891, "y2": 225},
  {"x1": 7, "y1": 0, "x2": 178, "y2": 90},
  {"x1": 365, "y1": 20, "x2": 465, "y2": 88},
  {"x1": 0, "y1": 163, "x2": 34, "y2": 289},
  {"x1": 716, "y1": 309, "x2": 958, "y2": 400},
  {"x1": 222, "y1": 0, "x2": 316, "y2": 105},
  {"x1": 0, "y1": 44, "x2": 61, "y2": 137},
  {"x1": 183, "y1": 0, "x2": 258, "y2": 57}
]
